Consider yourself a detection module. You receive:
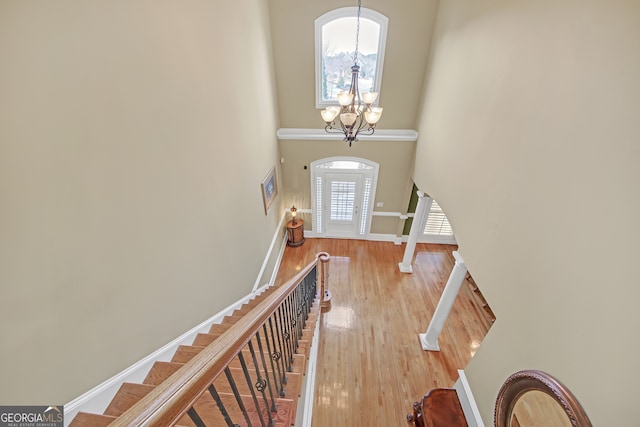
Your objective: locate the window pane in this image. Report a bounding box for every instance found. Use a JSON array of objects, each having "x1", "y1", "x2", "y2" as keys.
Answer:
[
  {"x1": 330, "y1": 181, "x2": 356, "y2": 221},
  {"x1": 315, "y1": 176, "x2": 324, "y2": 233},
  {"x1": 359, "y1": 177, "x2": 373, "y2": 235},
  {"x1": 321, "y1": 17, "x2": 380, "y2": 103},
  {"x1": 424, "y1": 200, "x2": 454, "y2": 236}
]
